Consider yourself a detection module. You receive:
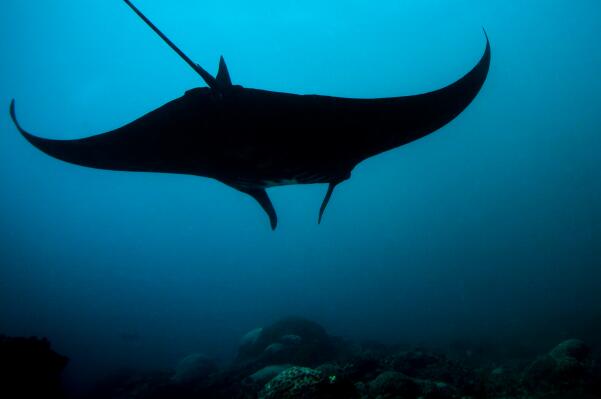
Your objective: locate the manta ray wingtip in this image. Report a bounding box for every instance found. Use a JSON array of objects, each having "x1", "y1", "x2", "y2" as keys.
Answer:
[
  {"x1": 9, "y1": 99, "x2": 21, "y2": 131},
  {"x1": 9, "y1": 99, "x2": 16, "y2": 118}
]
